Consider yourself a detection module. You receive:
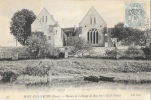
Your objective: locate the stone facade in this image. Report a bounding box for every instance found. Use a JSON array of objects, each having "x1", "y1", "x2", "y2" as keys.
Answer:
[
  {"x1": 32, "y1": 7, "x2": 112, "y2": 48},
  {"x1": 79, "y1": 6, "x2": 108, "y2": 47},
  {"x1": 31, "y1": 8, "x2": 67, "y2": 47}
]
